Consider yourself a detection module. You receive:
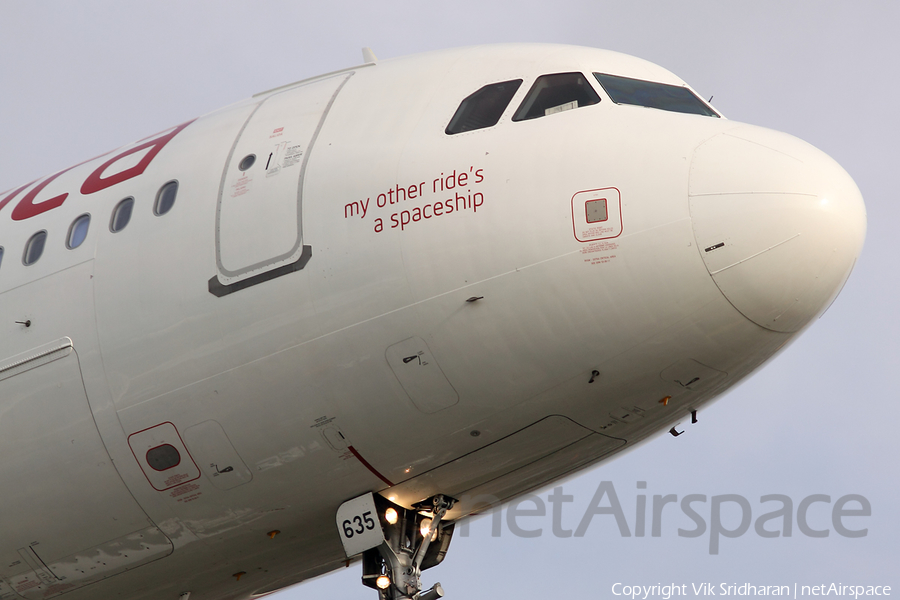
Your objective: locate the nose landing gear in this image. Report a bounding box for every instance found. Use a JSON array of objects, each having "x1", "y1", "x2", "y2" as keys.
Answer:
[{"x1": 361, "y1": 494, "x2": 456, "y2": 600}]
